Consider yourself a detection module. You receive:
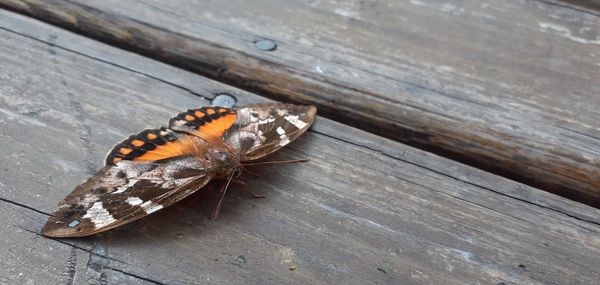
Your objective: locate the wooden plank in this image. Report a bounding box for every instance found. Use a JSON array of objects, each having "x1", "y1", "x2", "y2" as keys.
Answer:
[
  {"x1": 558, "y1": 0, "x2": 600, "y2": 10},
  {"x1": 0, "y1": 205, "x2": 156, "y2": 284},
  {"x1": 0, "y1": 0, "x2": 599, "y2": 206},
  {"x1": 2, "y1": 10, "x2": 600, "y2": 285}
]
